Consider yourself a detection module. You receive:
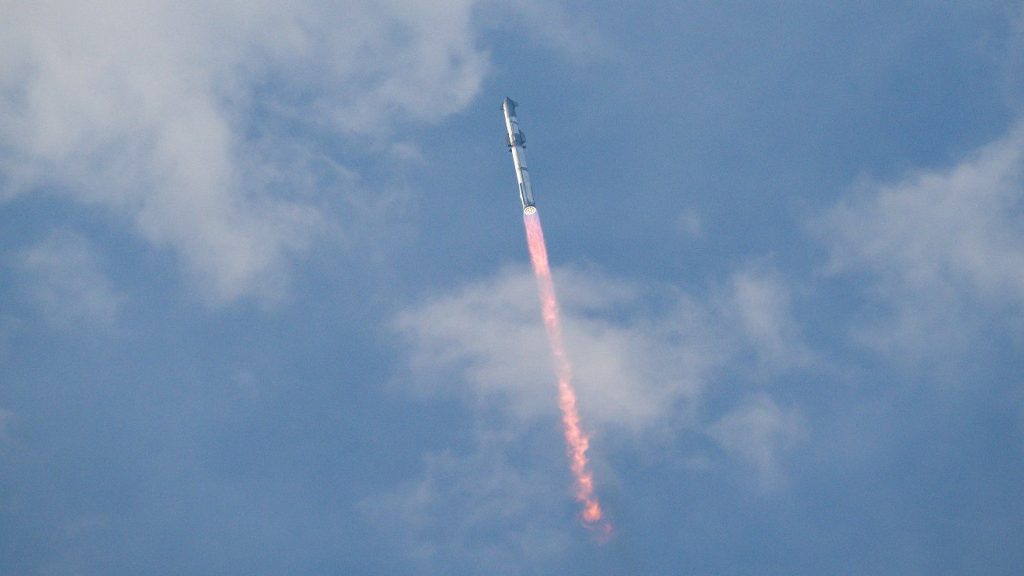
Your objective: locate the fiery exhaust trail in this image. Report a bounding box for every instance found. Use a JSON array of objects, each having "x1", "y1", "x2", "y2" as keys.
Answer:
[
  {"x1": 503, "y1": 97, "x2": 609, "y2": 535},
  {"x1": 523, "y1": 210, "x2": 611, "y2": 535}
]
